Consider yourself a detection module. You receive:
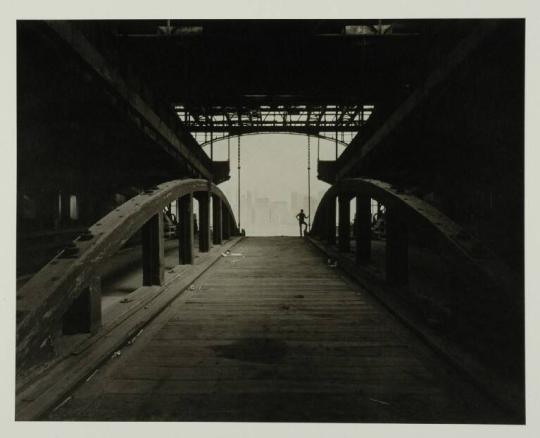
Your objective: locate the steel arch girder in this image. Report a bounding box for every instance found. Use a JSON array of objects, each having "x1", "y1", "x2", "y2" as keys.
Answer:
[{"x1": 16, "y1": 178, "x2": 237, "y2": 369}]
